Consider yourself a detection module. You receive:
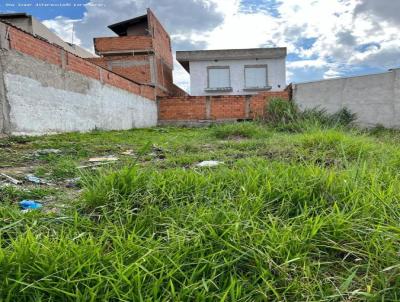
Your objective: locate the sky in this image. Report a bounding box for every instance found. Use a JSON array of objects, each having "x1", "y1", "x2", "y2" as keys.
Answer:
[{"x1": 1, "y1": 0, "x2": 399, "y2": 92}]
